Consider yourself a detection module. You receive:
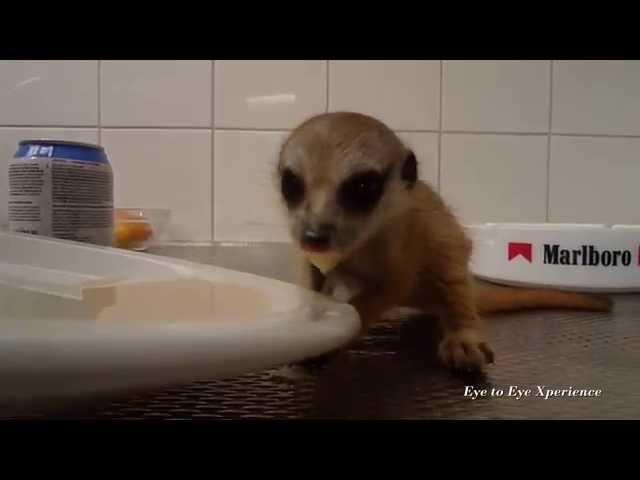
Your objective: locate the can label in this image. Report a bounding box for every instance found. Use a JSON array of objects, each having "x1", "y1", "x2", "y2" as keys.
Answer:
[{"x1": 9, "y1": 154, "x2": 113, "y2": 246}]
